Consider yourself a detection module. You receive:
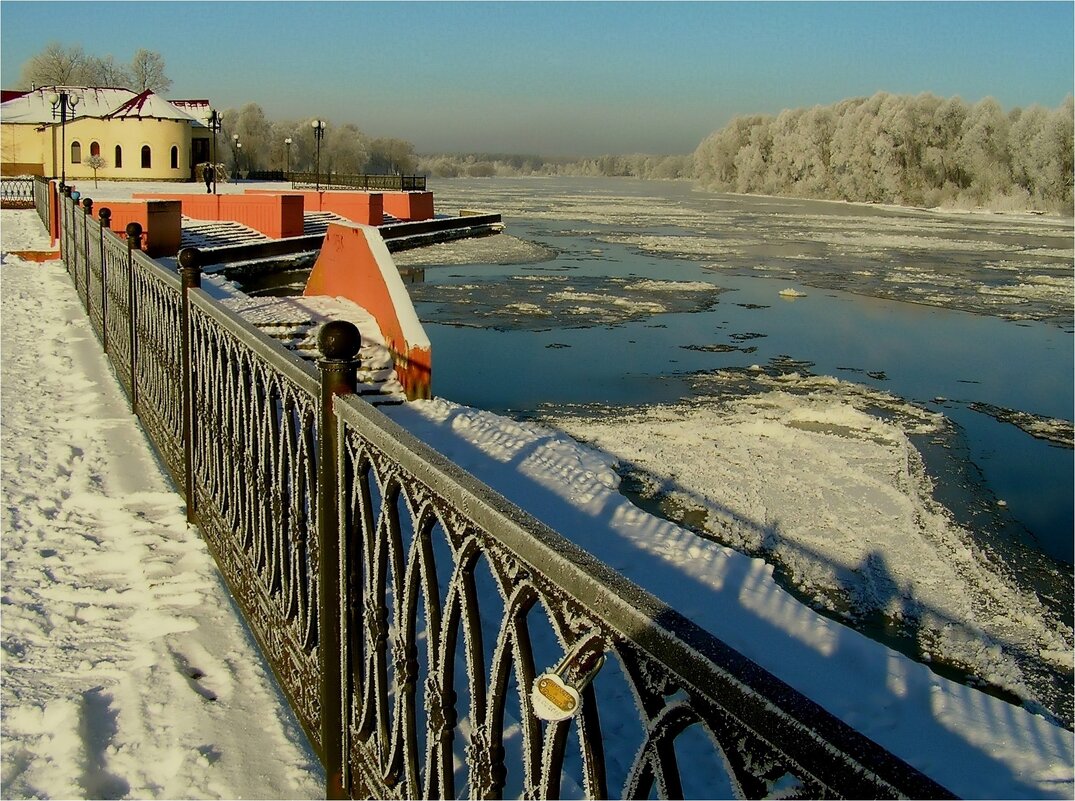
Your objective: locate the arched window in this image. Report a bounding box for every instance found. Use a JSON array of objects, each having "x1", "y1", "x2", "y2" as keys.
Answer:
[
  {"x1": 90, "y1": 141, "x2": 100, "y2": 158},
  {"x1": 71, "y1": 141, "x2": 82, "y2": 164},
  {"x1": 141, "y1": 145, "x2": 151, "y2": 169},
  {"x1": 170, "y1": 145, "x2": 179, "y2": 169},
  {"x1": 115, "y1": 145, "x2": 123, "y2": 168}
]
